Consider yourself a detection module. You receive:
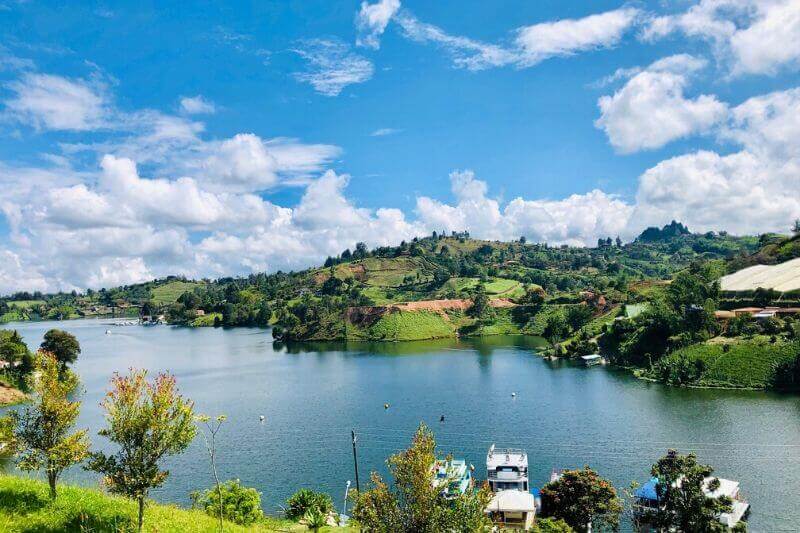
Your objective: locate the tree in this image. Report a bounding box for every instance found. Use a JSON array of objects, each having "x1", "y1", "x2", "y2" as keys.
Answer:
[
  {"x1": 351, "y1": 423, "x2": 492, "y2": 532},
  {"x1": 566, "y1": 304, "x2": 593, "y2": 331},
  {"x1": 470, "y1": 284, "x2": 492, "y2": 320},
  {"x1": 191, "y1": 479, "x2": 263, "y2": 526},
  {"x1": 40, "y1": 329, "x2": 80, "y2": 368},
  {"x1": 196, "y1": 414, "x2": 227, "y2": 531},
  {"x1": 88, "y1": 370, "x2": 196, "y2": 532},
  {"x1": 793, "y1": 219, "x2": 800, "y2": 235},
  {"x1": 540, "y1": 467, "x2": 622, "y2": 532},
  {"x1": 647, "y1": 450, "x2": 736, "y2": 532},
  {"x1": 543, "y1": 313, "x2": 569, "y2": 347},
  {"x1": 11, "y1": 351, "x2": 89, "y2": 499},
  {"x1": 286, "y1": 489, "x2": 334, "y2": 521},
  {"x1": 533, "y1": 518, "x2": 575, "y2": 532}
]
